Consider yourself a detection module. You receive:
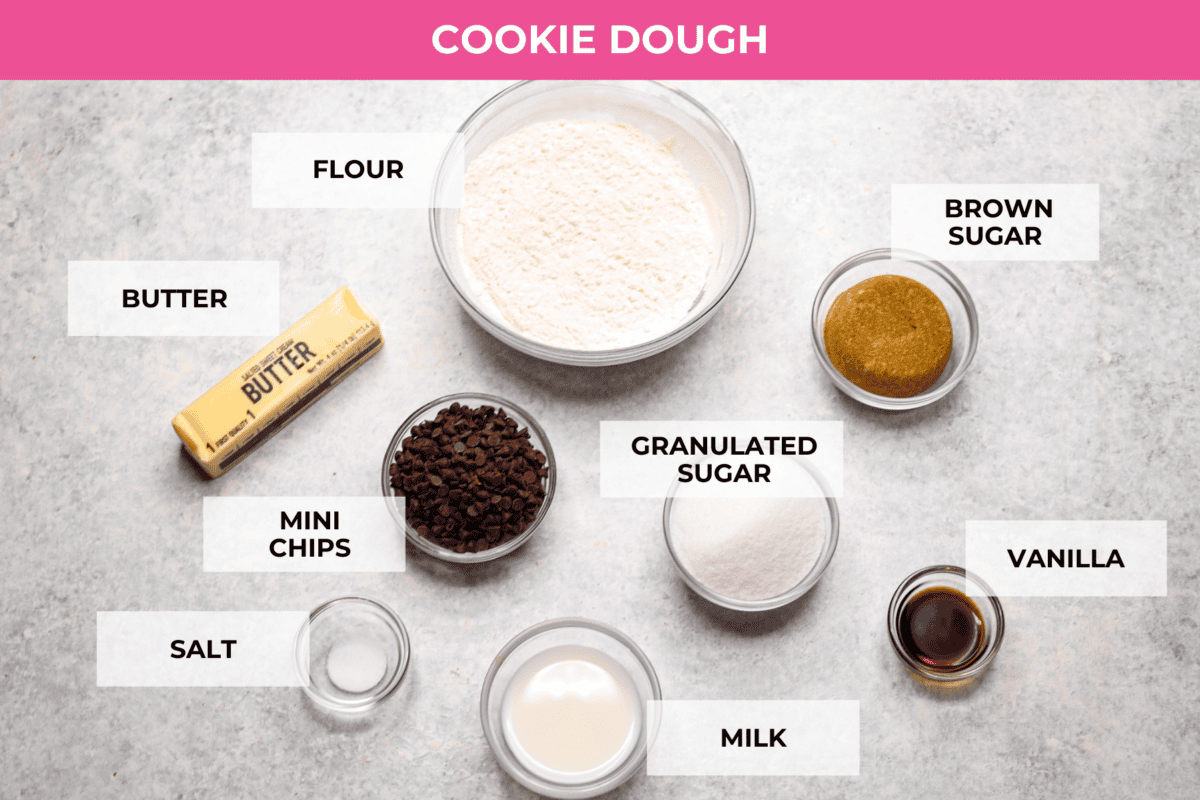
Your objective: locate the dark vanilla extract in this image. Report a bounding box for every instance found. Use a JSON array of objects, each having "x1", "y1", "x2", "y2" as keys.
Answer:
[{"x1": 898, "y1": 586, "x2": 985, "y2": 670}]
